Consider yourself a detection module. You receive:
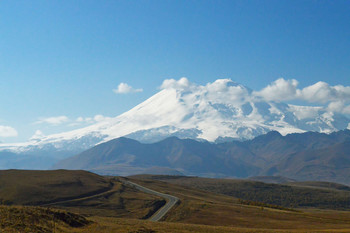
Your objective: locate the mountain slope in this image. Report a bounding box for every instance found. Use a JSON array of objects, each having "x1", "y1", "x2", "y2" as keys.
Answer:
[
  {"x1": 269, "y1": 141, "x2": 350, "y2": 184},
  {"x1": 54, "y1": 137, "x2": 258, "y2": 178},
  {"x1": 131, "y1": 175, "x2": 350, "y2": 210},
  {"x1": 3, "y1": 79, "x2": 350, "y2": 151},
  {"x1": 1, "y1": 79, "x2": 350, "y2": 169},
  {"x1": 0, "y1": 170, "x2": 111, "y2": 205},
  {"x1": 54, "y1": 130, "x2": 350, "y2": 184}
]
